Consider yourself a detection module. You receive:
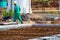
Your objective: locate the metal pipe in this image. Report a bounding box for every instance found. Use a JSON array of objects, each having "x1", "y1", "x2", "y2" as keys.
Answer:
[
  {"x1": 32, "y1": 24, "x2": 60, "y2": 27},
  {"x1": 0, "y1": 24, "x2": 32, "y2": 31},
  {"x1": 0, "y1": 24, "x2": 60, "y2": 31}
]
